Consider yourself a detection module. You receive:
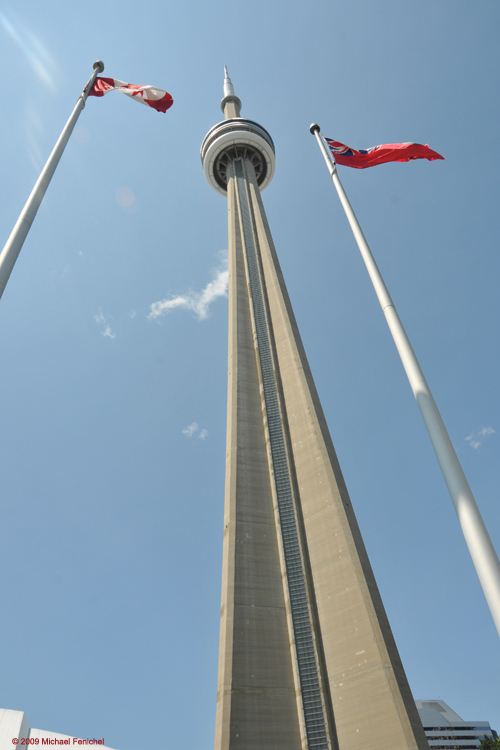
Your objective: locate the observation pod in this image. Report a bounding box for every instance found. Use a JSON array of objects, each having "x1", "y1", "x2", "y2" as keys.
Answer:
[{"x1": 201, "y1": 68, "x2": 275, "y2": 196}]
